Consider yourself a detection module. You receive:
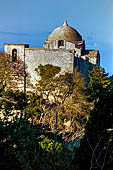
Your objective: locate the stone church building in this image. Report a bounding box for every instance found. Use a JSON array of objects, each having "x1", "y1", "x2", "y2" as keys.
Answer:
[{"x1": 4, "y1": 21, "x2": 100, "y2": 88}]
